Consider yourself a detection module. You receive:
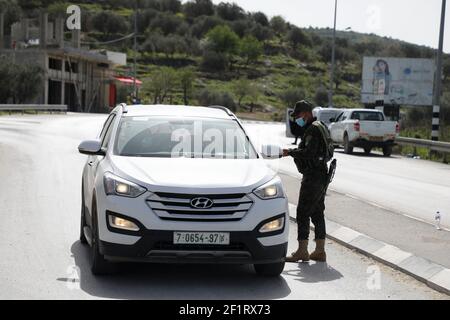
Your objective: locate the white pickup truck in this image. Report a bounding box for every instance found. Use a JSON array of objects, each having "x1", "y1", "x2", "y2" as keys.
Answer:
[{"x1": 329, "y1": 109, "x2": 399, "y2": 156}]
